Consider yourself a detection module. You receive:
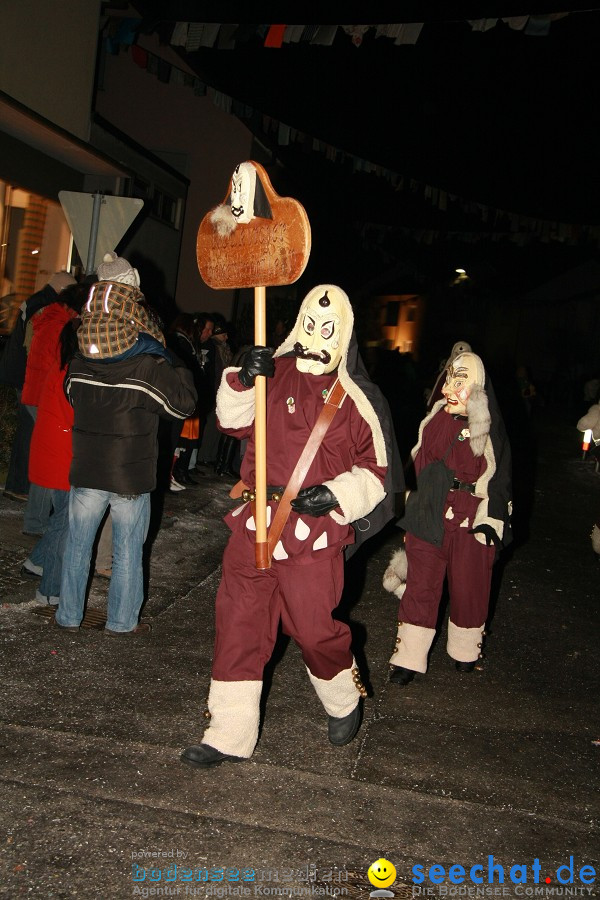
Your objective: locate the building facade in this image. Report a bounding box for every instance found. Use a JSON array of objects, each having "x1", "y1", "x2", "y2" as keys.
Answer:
[{"x1": 0, "y1": 0, "x2": 252, "y2": 333}]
